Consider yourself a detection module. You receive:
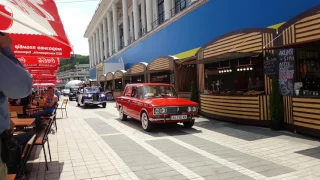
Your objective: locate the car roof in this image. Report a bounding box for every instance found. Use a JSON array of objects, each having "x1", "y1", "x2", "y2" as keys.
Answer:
[{"x1": 126, "y1": 83, "x2": 172, "y2": 87}]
